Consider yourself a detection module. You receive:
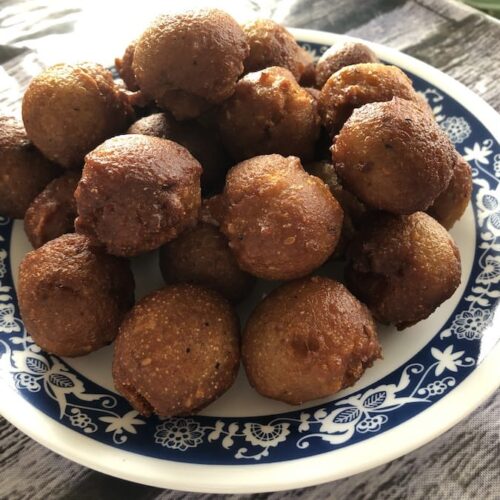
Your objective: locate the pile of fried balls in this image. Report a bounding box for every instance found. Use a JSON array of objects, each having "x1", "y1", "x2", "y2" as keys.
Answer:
[{"x1": 0, "y1": 9, "x2": 470, "y2": 417}]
